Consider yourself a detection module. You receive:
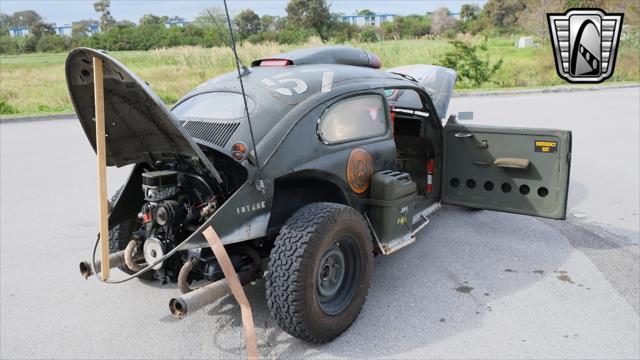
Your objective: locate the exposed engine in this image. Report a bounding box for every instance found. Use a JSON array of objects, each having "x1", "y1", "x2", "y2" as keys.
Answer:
[{"x1": 135, "y1": 169, "x2": 219, "y2": 282}]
